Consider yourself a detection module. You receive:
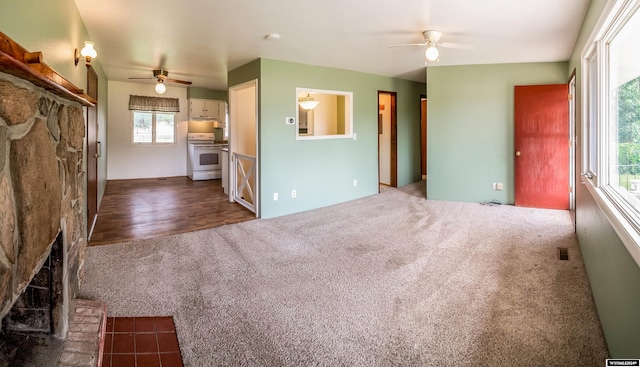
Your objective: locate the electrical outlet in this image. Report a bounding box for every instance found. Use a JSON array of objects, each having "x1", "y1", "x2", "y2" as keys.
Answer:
[
  {"x1": 353, "y1": 133, "x2": 357, "y2": 140},
  {"x1": 285, "y1": 117, "x2": 295, "y2": 125},
  {"x1": 492, "y1": 183, "x2": 497, "y2": 190},
  {"x1": 291, "y1": 189, "x2": 297, "y2": 198},
  {"x1": 353, "y1": 179, "x2": 357, "y2": 187},
  {"x1": 496, "y1": 182, "x2": 503, "y2": 191},
  {"x1": 273, "y1": 192, "x2": 278, "y2": 201}
]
